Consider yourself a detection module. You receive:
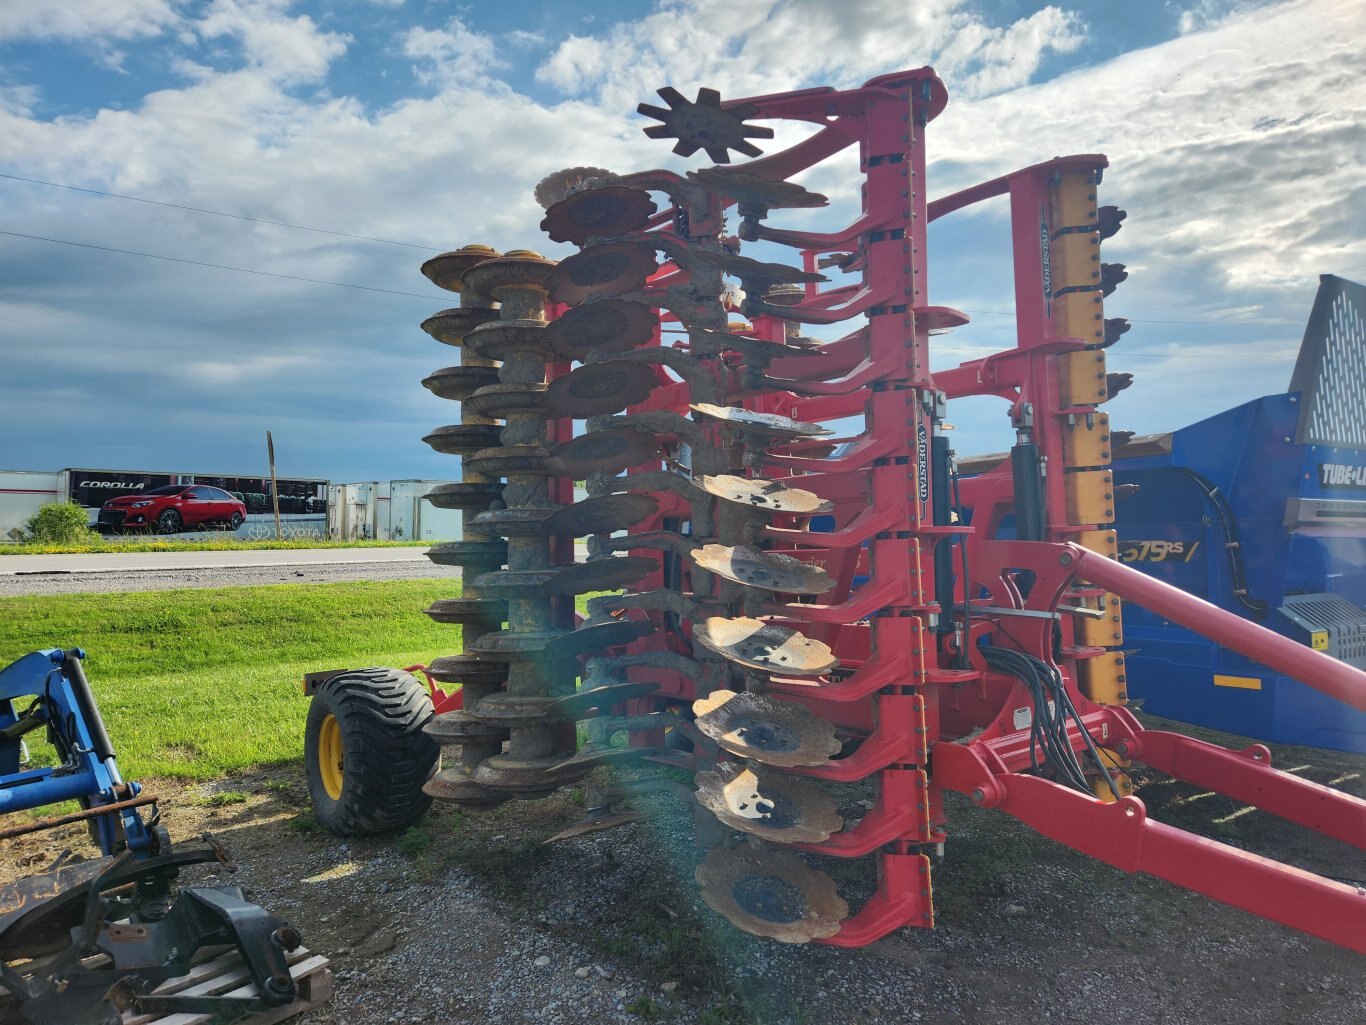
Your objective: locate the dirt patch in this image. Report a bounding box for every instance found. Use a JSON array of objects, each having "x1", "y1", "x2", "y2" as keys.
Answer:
[{"x1": 2, "y1": 723, "x2": 1363, "y2": 1025}]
